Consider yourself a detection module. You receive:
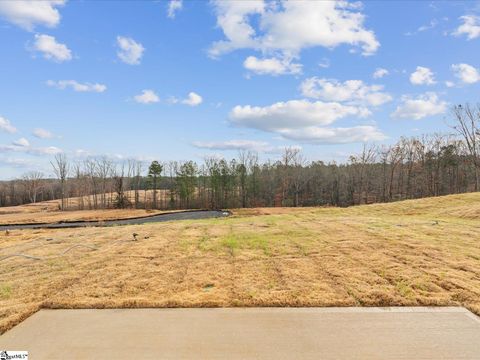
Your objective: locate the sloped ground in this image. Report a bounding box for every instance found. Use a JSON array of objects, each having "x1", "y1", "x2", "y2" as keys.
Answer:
[{"x1": 0, "y1": 193, "x2": 479, "y2": 334}]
